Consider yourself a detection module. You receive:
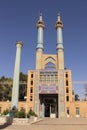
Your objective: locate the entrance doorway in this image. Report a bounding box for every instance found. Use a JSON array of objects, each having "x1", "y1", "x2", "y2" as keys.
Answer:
[
  {"x1": 45, "y1": 103, "x2": 50, "y2": 117},
  {"x1": 39, "y1": 94, "x2": 58, "y2": 118}
]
